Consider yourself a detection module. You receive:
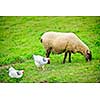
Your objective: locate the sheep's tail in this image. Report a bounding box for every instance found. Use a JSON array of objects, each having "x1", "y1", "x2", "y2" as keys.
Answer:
[{"x1": 40, "y1": 38, "x2": 42, "y2": 43}]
